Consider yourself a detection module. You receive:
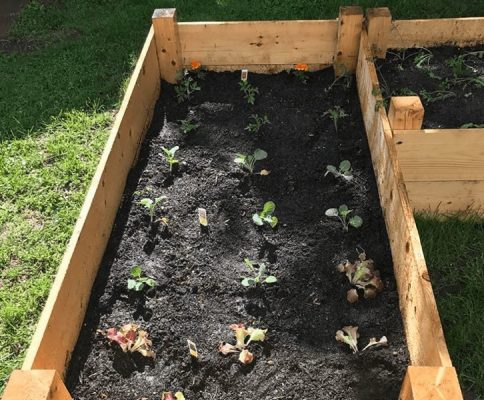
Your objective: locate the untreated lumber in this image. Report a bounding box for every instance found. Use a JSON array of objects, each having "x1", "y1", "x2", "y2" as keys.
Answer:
[
  {"x1": 334, "y1": 6, "x2": 364, "y2": 76},
  {"x1": 2, "y1": 370, "x2": 71, "y2": 400},
  {"x1": 366, "y1": 7, "x2": 392, "y2": 58},
  {"x1": 388, "y1": 97, "x2": 424, "y2": 130}
]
